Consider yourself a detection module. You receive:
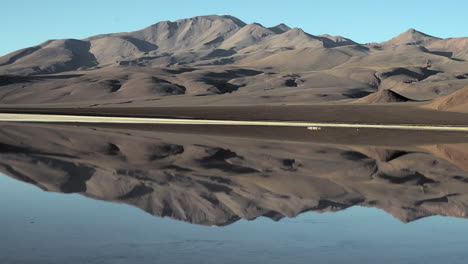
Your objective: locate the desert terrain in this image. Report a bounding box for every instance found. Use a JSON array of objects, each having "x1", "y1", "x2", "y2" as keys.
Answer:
[
  {"x1": 0, "y1": 15, "x2": 467, "y2": 117},
  {"x1": 1, "y1": 15, "x2": 468, "y2": 226},
  {"x1": 3, "y1": 7, "x2": 468, "y2": 264}
]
